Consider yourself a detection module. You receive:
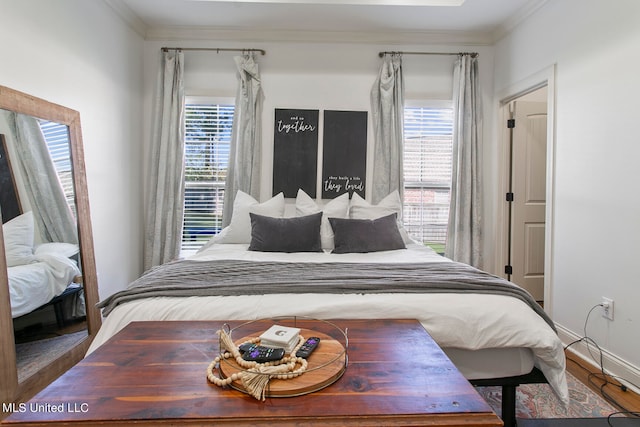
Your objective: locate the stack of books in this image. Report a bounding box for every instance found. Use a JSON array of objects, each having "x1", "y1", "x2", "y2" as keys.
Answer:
[{"x1": 259, "y1": 324, "x2": 301, "y2": 354}]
